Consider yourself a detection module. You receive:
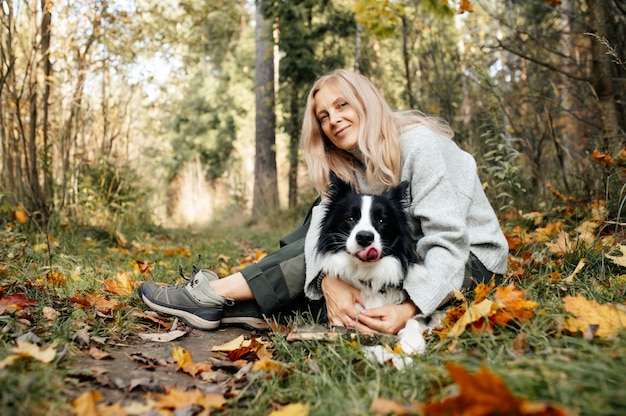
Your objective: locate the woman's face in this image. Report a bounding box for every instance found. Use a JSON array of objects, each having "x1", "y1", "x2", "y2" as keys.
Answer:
[{"x1": 314, "y1": 84, "x2": 360, "y2": 151}]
